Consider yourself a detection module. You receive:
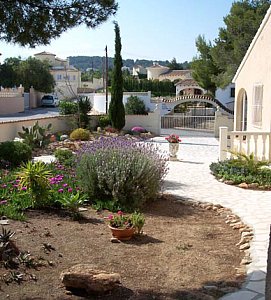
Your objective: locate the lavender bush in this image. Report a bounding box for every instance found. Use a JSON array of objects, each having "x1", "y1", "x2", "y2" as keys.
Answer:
[{"x1": 76, "y1": 137, "x2": 168, "y2": 210}]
